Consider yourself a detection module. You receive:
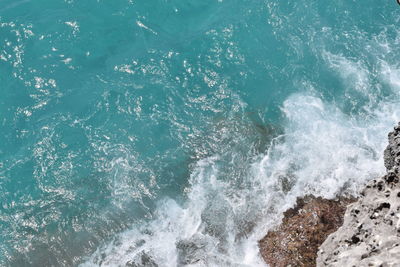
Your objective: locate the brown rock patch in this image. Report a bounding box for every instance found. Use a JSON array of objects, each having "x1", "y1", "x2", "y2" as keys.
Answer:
[{"x1": 258, "y1": 195, "x2": 354, "y2": 267}]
